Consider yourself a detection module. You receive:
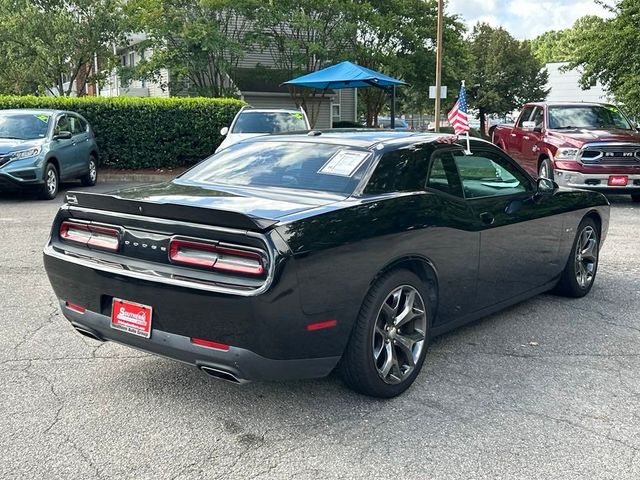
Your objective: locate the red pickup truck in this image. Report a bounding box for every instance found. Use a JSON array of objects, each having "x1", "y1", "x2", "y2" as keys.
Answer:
[{"x1": 492, "y1": 102, "x2": 640, "y2": 202}]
